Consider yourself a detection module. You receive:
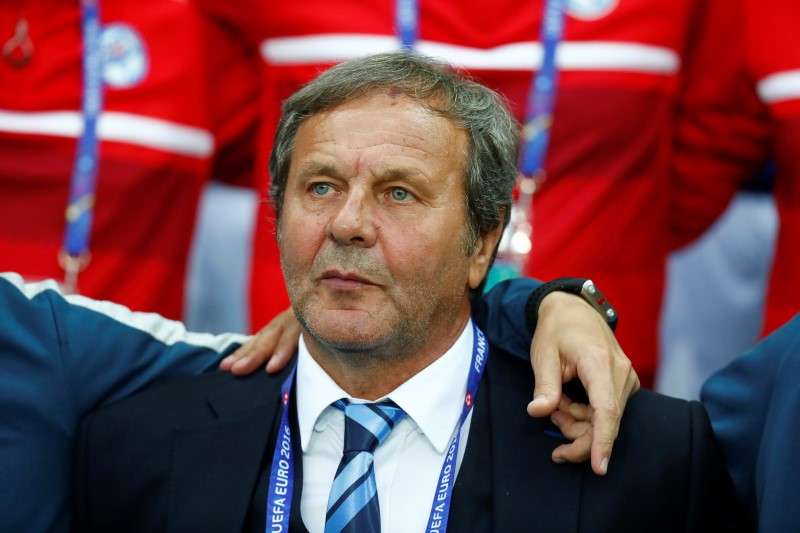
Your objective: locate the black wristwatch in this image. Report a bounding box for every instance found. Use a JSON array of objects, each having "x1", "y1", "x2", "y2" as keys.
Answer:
[{"x1": 525, "y1": 277, "x2": 618, "y2": 333}]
